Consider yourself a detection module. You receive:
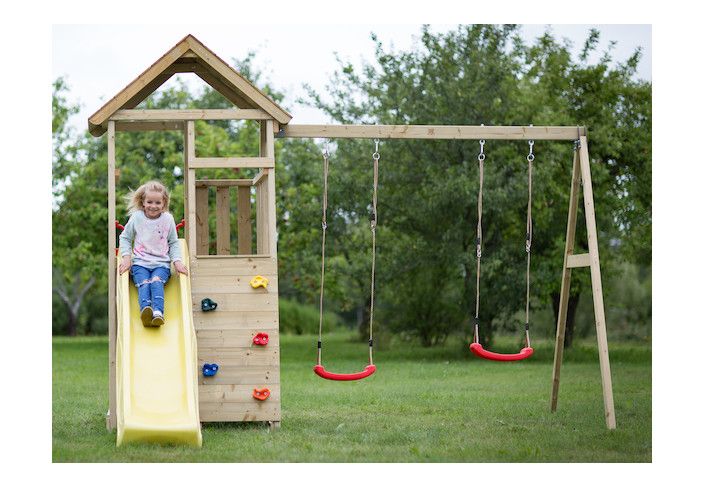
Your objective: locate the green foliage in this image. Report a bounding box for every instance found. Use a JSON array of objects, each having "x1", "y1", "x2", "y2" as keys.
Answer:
[
  {"x1": 278, "y1": 298, "x2": 347, "y2": 335},
  {"x1": 306, "y1": 25, "x2": 651, "y2": 346}
]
